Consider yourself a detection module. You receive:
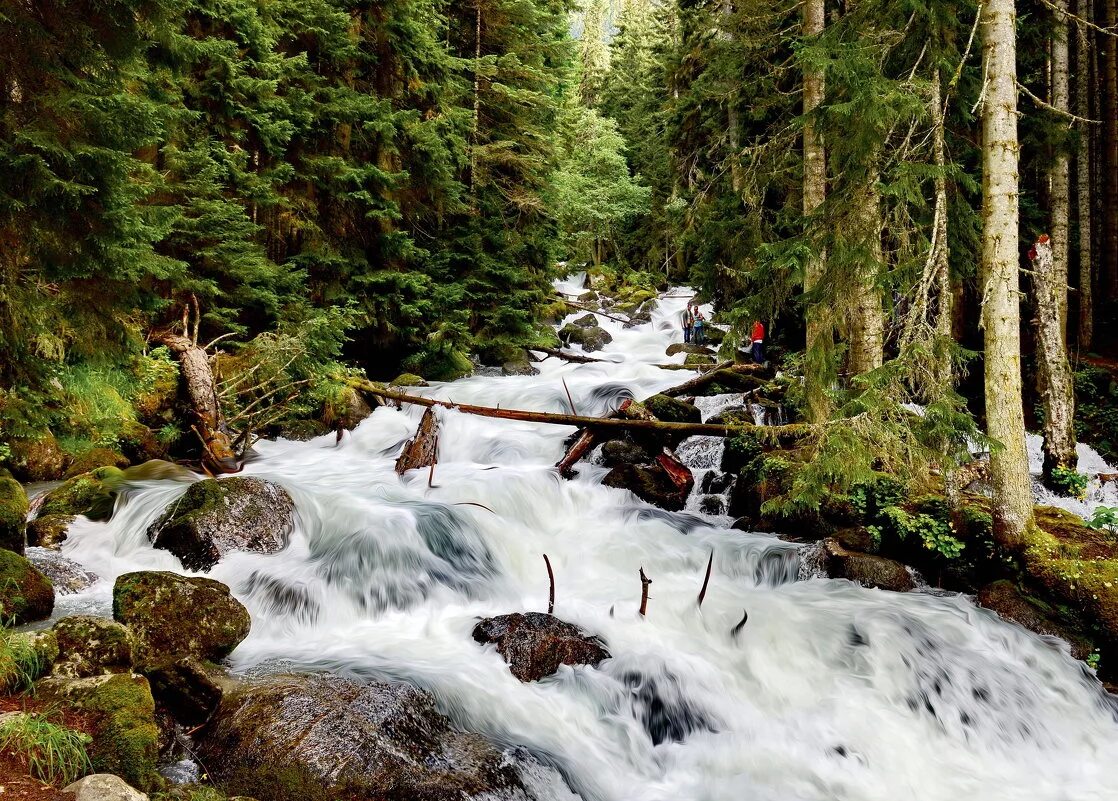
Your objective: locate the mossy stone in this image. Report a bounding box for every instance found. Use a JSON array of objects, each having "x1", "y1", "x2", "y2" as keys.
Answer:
[
  {"x1": 38, "y1": 467, "x2": 126, "y2": 522},
  {"x1": 665, "y1": 343, "x2": 711, "y2": 357},
  {"x1": 63, "y1": 448, "x2": 129, "y2": 478},
  {"x1": 5, "y1": 434, "x2": 67, "y2": 482},
  {"x1": 684, "y1": 353, "x2": 715, "y2": 367},
  {"x1": 0, "y1": 549, "x2": 54, "y2": 625},
  {"x1": 36, "y1": 673, "x2": 160, "y2": 791},
  {"x1": 26, "y1": 513, "x2": 74, "y2": 548},
  {"x1": 643, "y1": 394, "x2": 702, "y2": 424},
  {"x1": 390, "y1": 373, "x2": 429, "y2": 387},
  {"x1": 113, "y1": 571, "x2": 250, "y2": 672},
  {"x1": 52, "y1": 615, "x2": 134, "y2": 678},
  {"x1": 0, "y1": 476, "x2": 28, "y2": 553}
]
